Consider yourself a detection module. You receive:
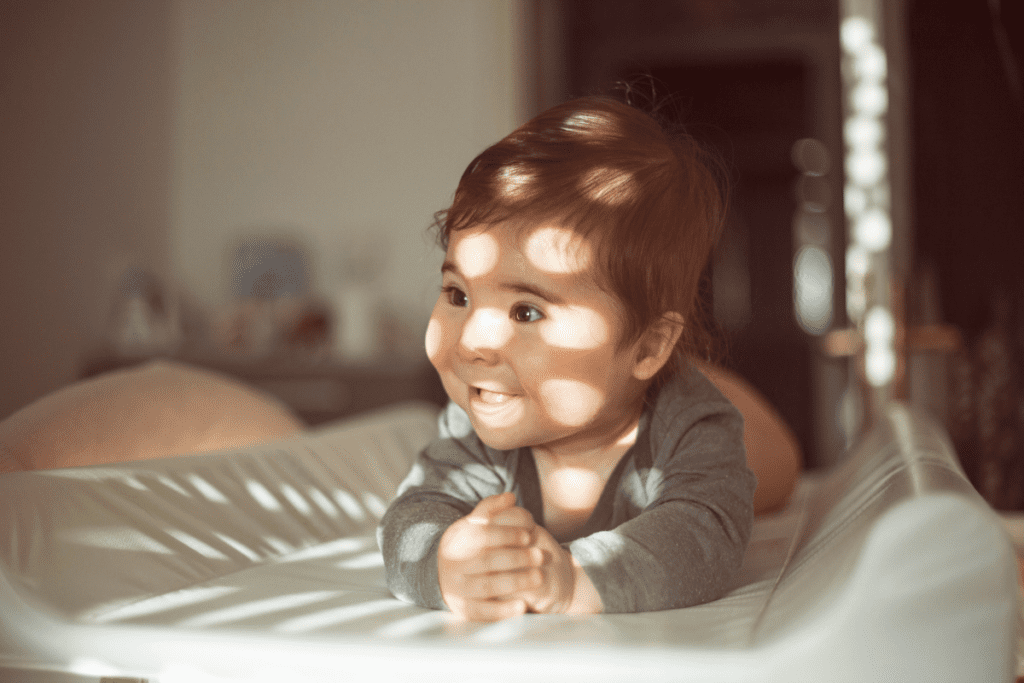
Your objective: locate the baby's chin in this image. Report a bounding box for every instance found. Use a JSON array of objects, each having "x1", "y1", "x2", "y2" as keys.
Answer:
[
  {"x1": 470, "y1": 424, "x2": 532, "y2": 452},
  {"x1": 467, "y1": 411, "x2": 551, "y2": 452}
]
